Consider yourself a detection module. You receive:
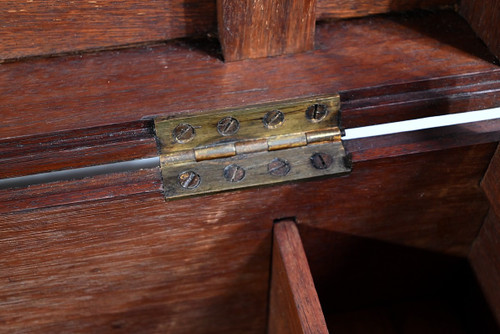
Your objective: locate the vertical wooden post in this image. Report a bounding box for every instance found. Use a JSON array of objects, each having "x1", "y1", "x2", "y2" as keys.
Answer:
[
  {"x1": 217, "y1": 0, "x2": 316, "y2": 62},
  {"x1": 268, "y1": 220, "x2": 329, "y2": 334}
]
